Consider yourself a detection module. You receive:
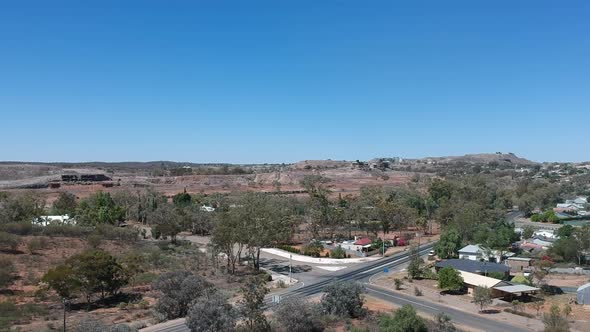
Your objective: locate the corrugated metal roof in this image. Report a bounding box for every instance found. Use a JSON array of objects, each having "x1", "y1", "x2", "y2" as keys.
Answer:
[
  {"x1": 494, "y1": 285, "x2": 540, "y2": 293},
  {"x1": 578, "y1": 282, "x2": 590, "y2": 292},
  {"x1": 435, "y1": 259, "x2": 510, "y2": 274},
  {"x1": 458, "y1": 271, "x2": 506, "y2": 288},
  {"x1": 458, "y1": 244, "x2": 483, "y2": 253}
]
